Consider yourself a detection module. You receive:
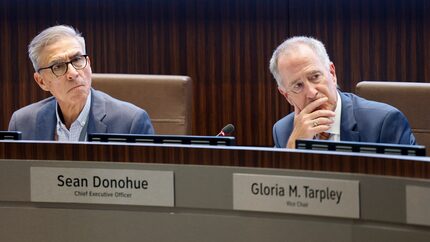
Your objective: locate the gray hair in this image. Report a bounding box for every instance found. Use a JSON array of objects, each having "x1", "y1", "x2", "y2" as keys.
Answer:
[
  {"x1": 28, "y1": 25, "x2": 86, "y2": 71},
  {"x1": 269, "y1": 36, "x2": 331, "y2": 88}
]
